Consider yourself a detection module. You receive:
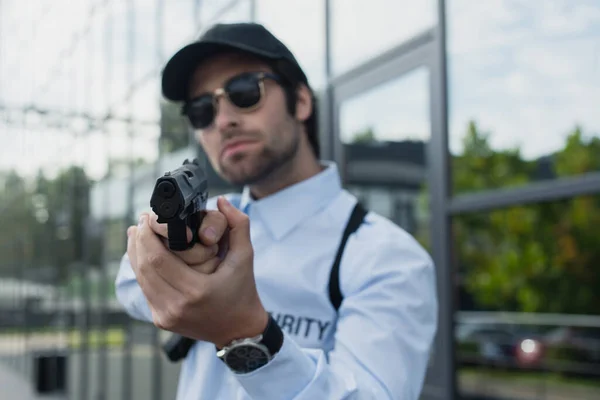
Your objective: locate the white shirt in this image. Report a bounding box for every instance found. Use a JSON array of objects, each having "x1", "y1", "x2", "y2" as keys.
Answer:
[{"x1": 115, "y1": 161, "x2": 438, "y2": 399}]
